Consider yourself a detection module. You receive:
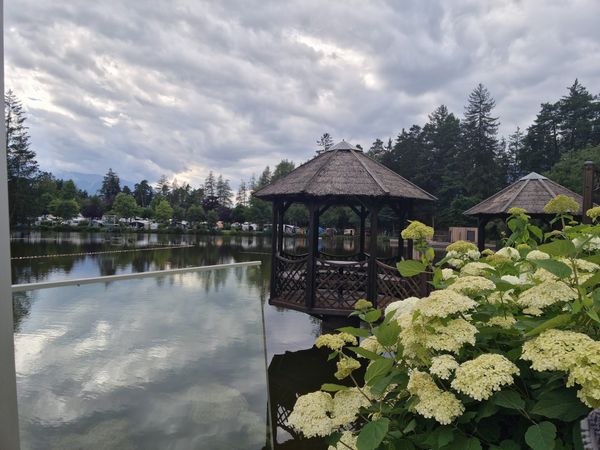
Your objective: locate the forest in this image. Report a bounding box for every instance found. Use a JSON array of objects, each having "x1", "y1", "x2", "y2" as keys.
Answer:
[{"x1": 5, "y1": 79, "x2": 600, "y2": 231}]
